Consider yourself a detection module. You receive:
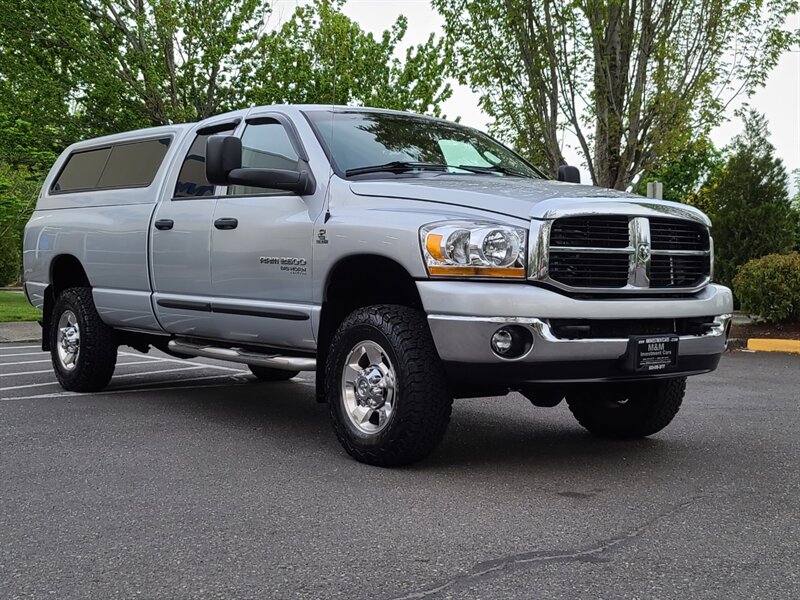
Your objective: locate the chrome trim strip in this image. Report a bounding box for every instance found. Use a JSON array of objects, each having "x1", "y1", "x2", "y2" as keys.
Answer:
[
  {"x1": 529, "y1": 198, "x2": 712, "y2": 227},
  {"x1": 428, "y1": 314, "x2": 731, "y2": 344},
  {"x1": 628, "y1": 216, "x2": 651, "y2": 288}
]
